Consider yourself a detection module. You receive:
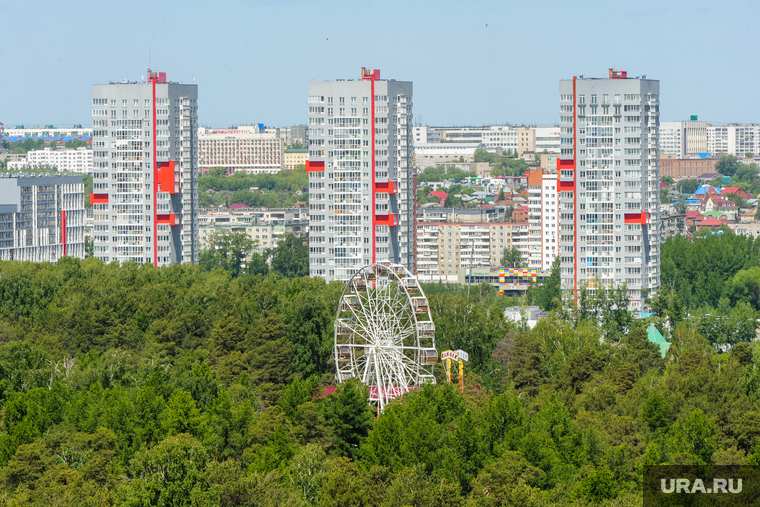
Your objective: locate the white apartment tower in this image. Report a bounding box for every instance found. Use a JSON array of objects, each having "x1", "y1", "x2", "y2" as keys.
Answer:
[
  {"x1": 558, "y1": 70, "x2": 660, "y2": 309},
  {"x1": 526, "y1": 169, "x2": 559, "y2": 270},
  {"x1": 91, "y1": 71, "x2": 198, "y2": 266},
  {"x1": 307, "y1": 68, "x2": 414, "y2": 282}
]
